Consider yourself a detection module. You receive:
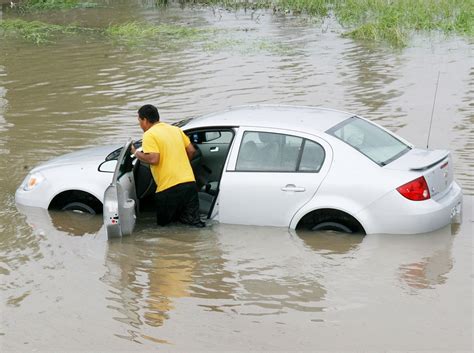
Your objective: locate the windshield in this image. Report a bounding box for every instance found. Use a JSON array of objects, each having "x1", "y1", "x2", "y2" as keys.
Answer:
[{"x1": 327, "y1": 117, "x2": 411, "y2": 166}]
